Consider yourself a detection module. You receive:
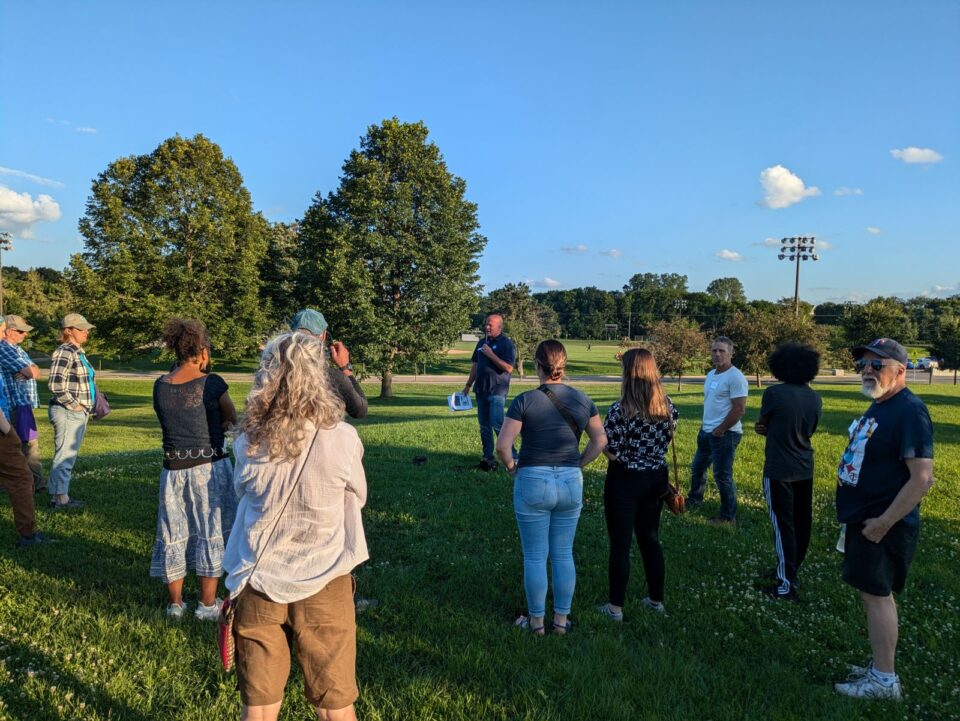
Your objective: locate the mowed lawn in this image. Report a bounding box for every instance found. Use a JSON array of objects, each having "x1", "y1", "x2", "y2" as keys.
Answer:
[{"x1": 0, "y1": 380, "x2": 958, "y2": 720}]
